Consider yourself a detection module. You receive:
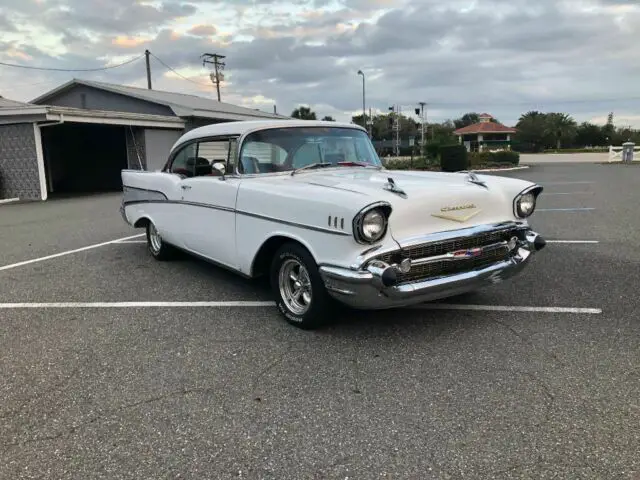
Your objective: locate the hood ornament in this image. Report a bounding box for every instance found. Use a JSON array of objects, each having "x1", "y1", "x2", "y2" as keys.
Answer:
[
  {"x1": 461, "y1": 171, "x2": 488, "y2": 189},
  {"x1": 383, "y1": 177, "x2": 407, "y2": 198}
]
